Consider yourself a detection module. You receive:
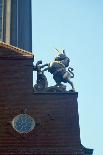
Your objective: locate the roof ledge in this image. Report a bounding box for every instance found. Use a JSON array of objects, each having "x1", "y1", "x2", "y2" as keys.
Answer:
[{"x1": 0, "y1": 42, "x2": 34, "y2": 60}]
